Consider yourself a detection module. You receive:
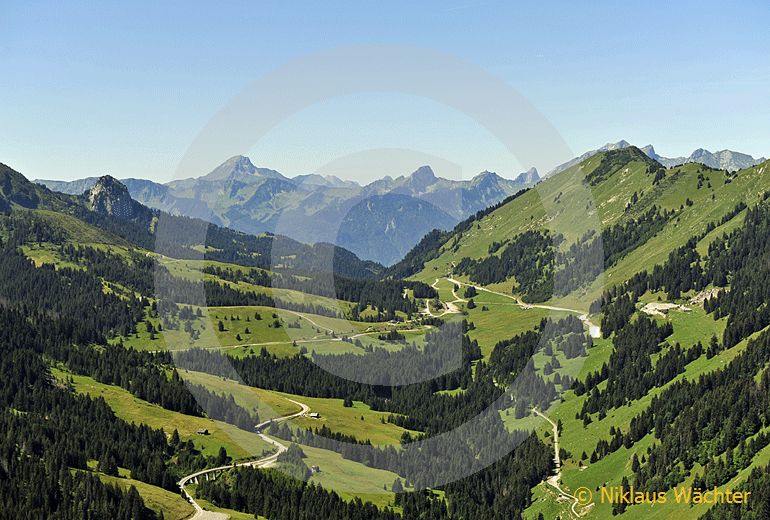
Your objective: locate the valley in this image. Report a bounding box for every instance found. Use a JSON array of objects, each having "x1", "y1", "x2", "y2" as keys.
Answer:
[{"x1": 3, "y1": 143, "x2": 770, "y2": 519}]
